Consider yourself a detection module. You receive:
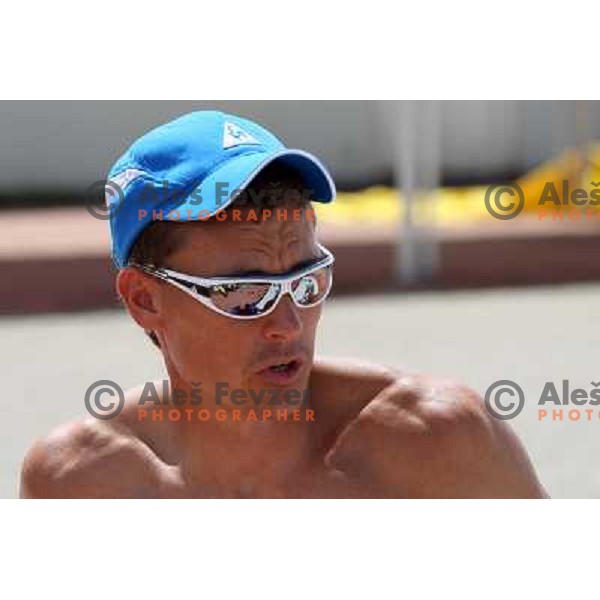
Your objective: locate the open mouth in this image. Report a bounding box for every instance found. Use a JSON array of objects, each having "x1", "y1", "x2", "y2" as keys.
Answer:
[
  {"x1": 269, "y1": 361, "x2": 297, "y2": 373},
  {"x1": 258, "y1": 359, "x2": 303, "y2": 384}
]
